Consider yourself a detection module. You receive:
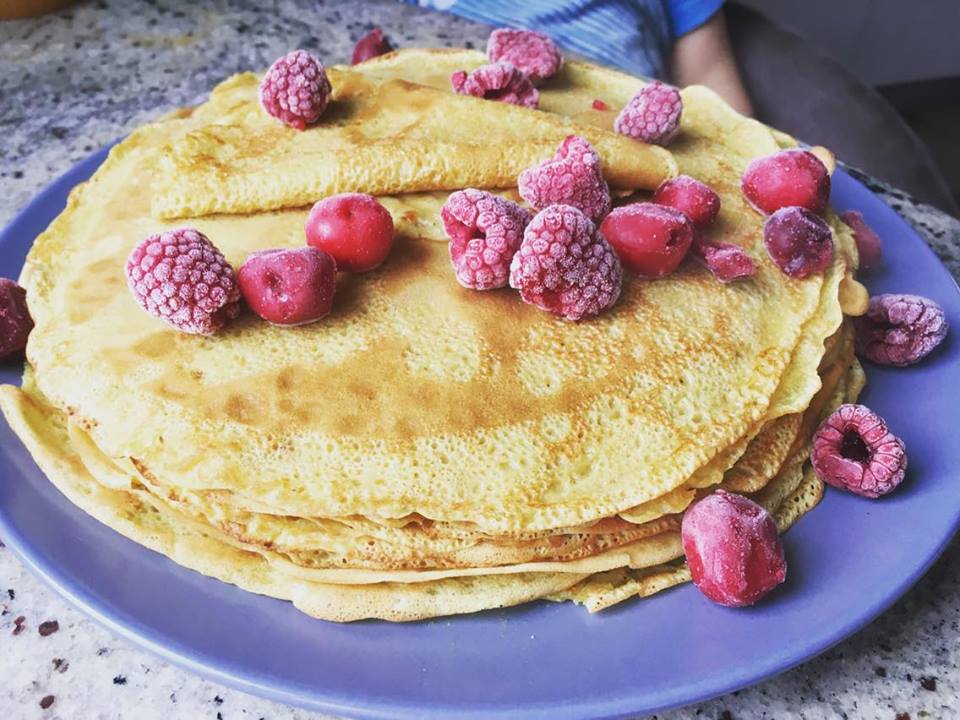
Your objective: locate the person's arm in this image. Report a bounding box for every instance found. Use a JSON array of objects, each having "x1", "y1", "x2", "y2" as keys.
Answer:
[{"x1": 670, "y1": 10, "x2": 754, "y2": 116}]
